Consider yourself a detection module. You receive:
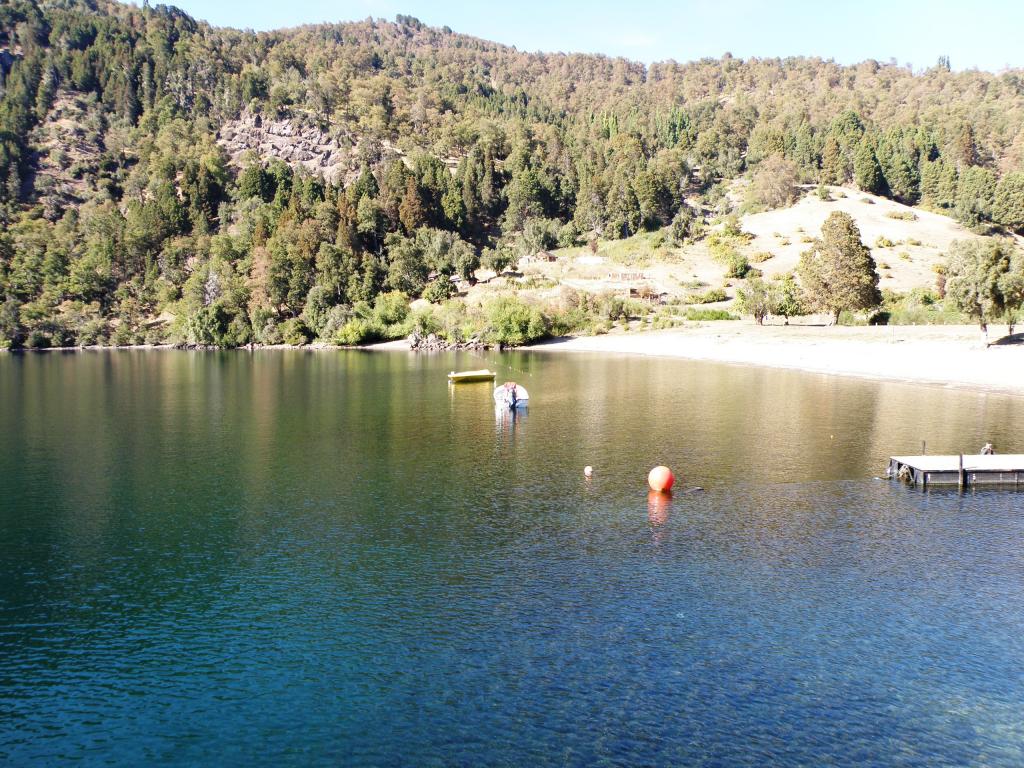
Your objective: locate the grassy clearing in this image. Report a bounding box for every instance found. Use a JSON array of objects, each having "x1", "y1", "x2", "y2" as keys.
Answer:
[{"x1": 553, "y1": 231, "x2": 681, "y2": 267}]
